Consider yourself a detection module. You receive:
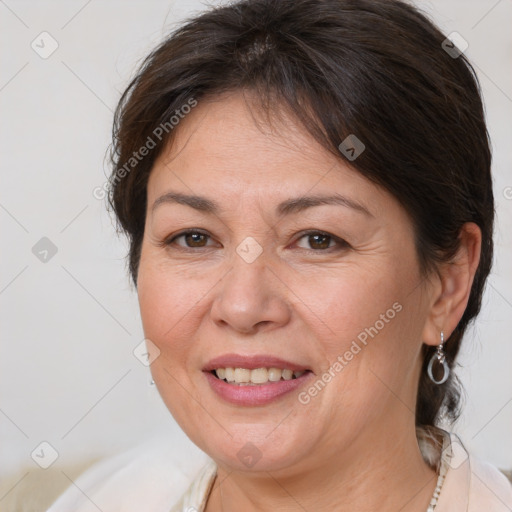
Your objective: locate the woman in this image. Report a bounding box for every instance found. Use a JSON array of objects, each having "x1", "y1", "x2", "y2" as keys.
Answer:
[{"x1": 49, "y1": 0, "x2": 512, "y2": 510}]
